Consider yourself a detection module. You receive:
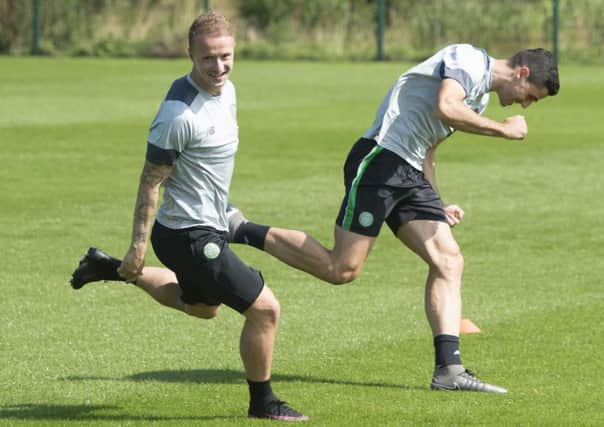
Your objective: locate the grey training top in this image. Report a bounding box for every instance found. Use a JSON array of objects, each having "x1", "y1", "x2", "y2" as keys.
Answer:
[
  {"x1": 363, "y1": 44, "x2": 493, "y2": 171},
  {"x1": 146, "y1": 74, "x2": 238, "y2": 230}
]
